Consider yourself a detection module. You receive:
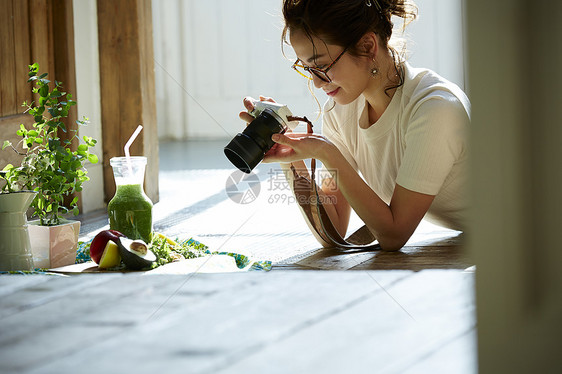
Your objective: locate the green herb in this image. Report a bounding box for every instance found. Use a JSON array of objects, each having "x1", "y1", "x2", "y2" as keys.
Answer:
[
  {"x1": 149, "y1": 236, "x2": 208, "y2": 268},
  {"x1": 1, "y1": 63, "x2": 98, "y2": 226}
]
